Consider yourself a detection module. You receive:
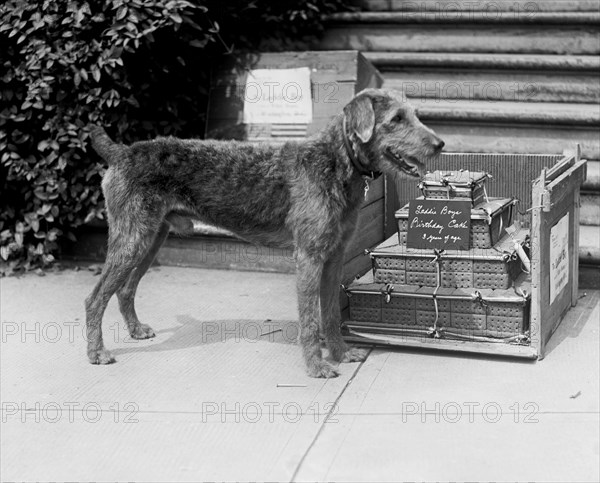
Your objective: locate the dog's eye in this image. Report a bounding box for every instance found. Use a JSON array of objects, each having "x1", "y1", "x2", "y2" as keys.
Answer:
[{"x1": 392, "y1": 113, "x2": 403, "y2": 123}]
